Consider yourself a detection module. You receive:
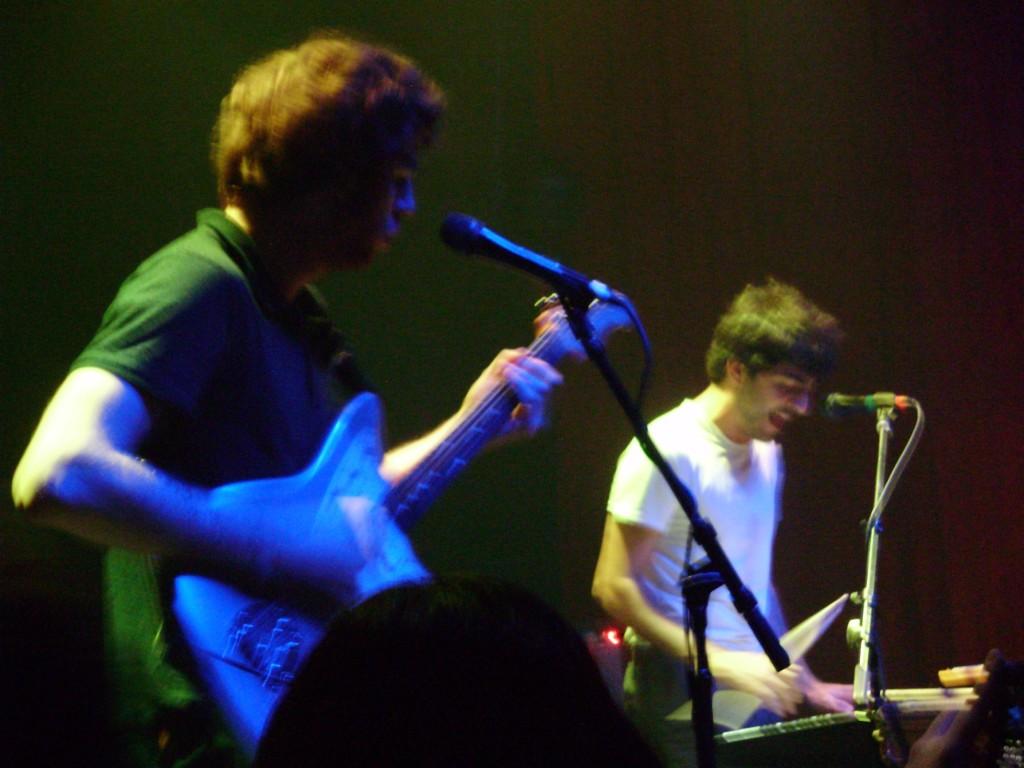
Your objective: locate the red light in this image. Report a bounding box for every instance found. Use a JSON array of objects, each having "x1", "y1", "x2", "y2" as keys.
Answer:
[{"x1": 601, "y1": 627, "x2": 623, "y2": 646}]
